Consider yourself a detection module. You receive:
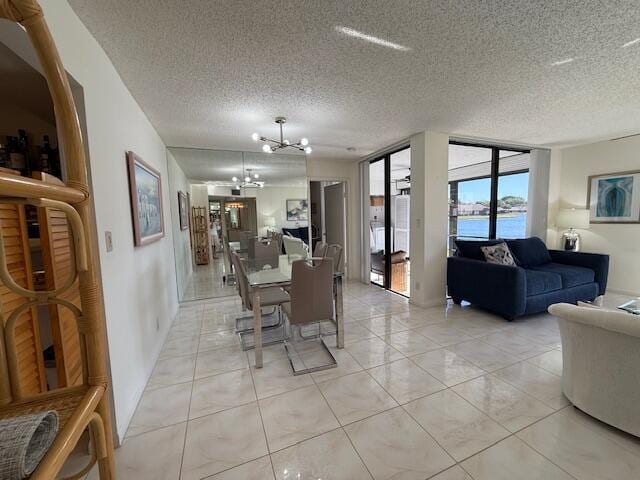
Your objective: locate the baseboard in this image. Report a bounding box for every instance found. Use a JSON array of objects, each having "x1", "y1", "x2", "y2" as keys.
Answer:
[
  {"x1": 609, "y1": 288, "x2": 640, "y2": 297},
  {"x1": 116, "y1": 303, "x2": 179, "y2": 442},
  {"x1": 409, "y1": 297, "x2": 447, "y2": 309}
]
